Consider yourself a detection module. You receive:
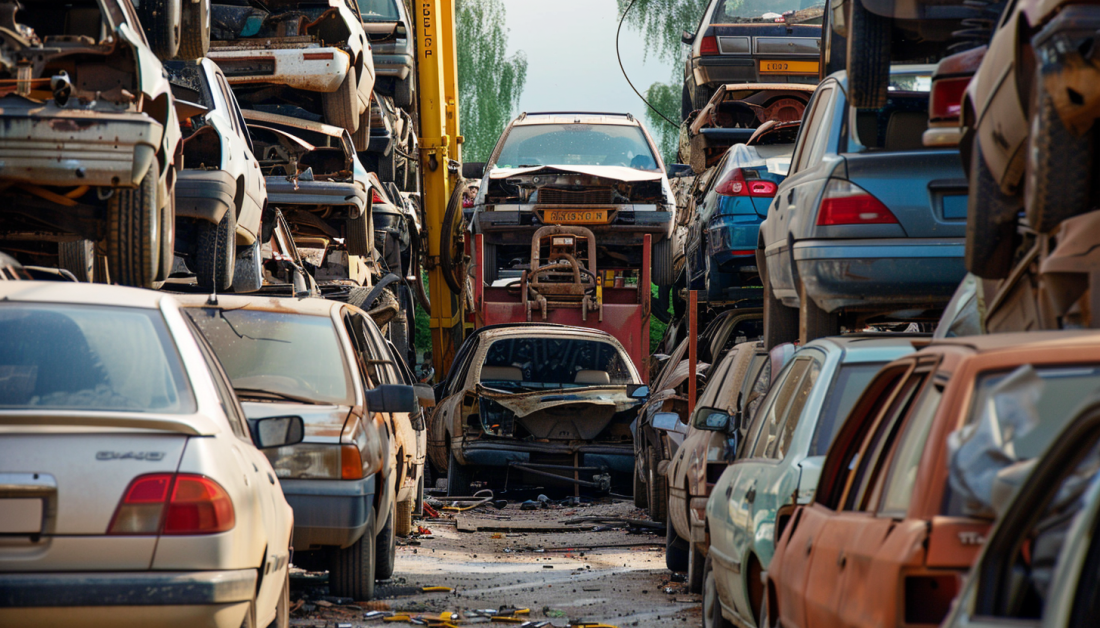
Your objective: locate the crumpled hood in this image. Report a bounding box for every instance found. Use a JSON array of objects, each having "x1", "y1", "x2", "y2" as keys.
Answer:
[
  {"x1": 477, "y1": 385, "x2": 639, "y2": 440},
  {"x1": 489, "y1": 165, "x2": 663, "y2": 182},
  {"x1": 482, "y1": 165, "x2": 669, "y2": 206}
]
